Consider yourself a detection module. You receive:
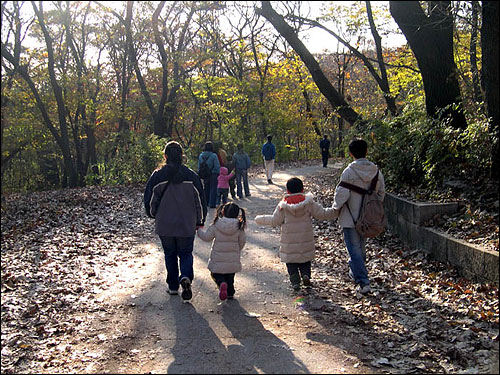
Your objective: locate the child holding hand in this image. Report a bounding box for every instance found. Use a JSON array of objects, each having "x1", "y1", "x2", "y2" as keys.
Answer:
[
  {"x1": 197, "y1": 202, "x2": 247, "y2": 301},
  {"x1": 217, "y1": 166, "x2": 235, "y2": 205},
  {"x1": 255, "y1": 177, "x2": 337, "y2": 291}
]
